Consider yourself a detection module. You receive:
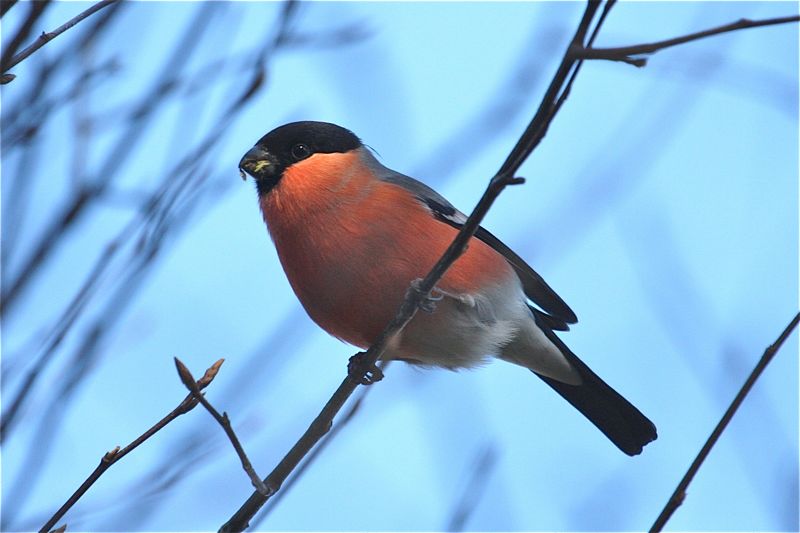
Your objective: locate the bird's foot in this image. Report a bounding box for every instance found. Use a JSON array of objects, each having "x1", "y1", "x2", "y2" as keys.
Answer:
[
  {"x1": 348, "y1": 352, "x2": 384, "y2": 385},
  {"x1": 410, "y1": 278, "x2": 443, "y2": 313}
]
